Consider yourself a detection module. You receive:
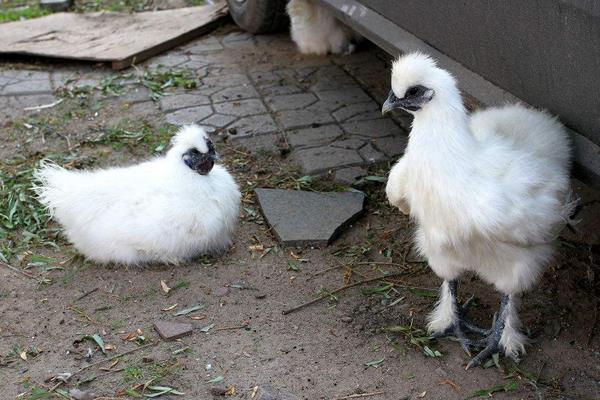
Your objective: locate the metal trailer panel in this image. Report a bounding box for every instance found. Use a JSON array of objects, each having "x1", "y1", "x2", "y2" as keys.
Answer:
[{"x1": 318, "y1": 0, "x2": 600, "y2": 184}]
